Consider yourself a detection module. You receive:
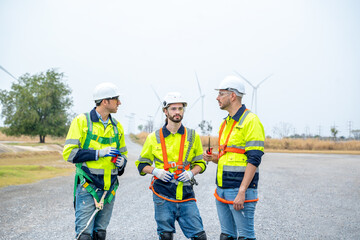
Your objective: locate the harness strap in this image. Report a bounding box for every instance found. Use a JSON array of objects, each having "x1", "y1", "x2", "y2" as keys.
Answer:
[
  {"x1": 149, "y1": 179, "x2": 196, "y2": 203},
  {"x1": 218, "y1": 110, "x2": 249, "y2": 158},
  {"x1": 214, "y1": 189, "x2": 259, "y2": 204},
  {"x1": 159, "y1": 127, "x2": 188, "y2": 178},
  {"x1": 74, "y1": 112, "x2": 120, "y2": 206}
]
